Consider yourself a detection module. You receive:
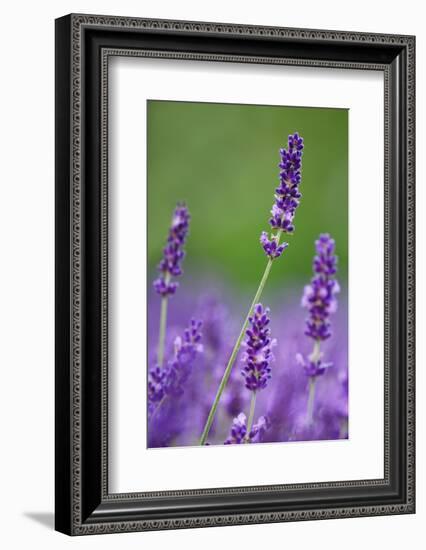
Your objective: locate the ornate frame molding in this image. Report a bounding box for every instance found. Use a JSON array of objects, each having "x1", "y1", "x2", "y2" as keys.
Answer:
[{"x1": 55, "y1": 14, "x2": 415, "y2": 535}]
